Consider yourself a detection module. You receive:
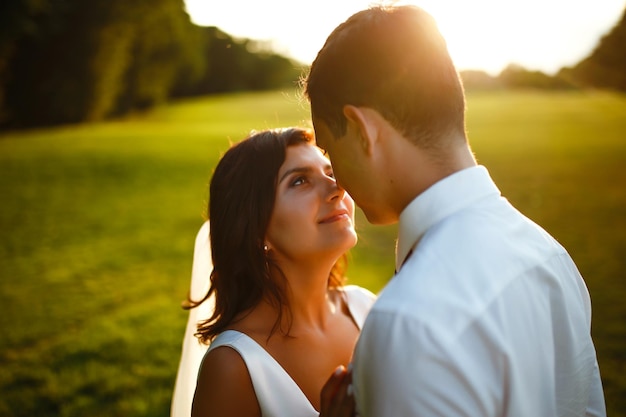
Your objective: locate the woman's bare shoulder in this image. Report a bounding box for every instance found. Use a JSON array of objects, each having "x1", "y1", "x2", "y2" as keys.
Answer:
[{"x1": 192, "y1": 346, "x2": 261, "y2": 417}]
